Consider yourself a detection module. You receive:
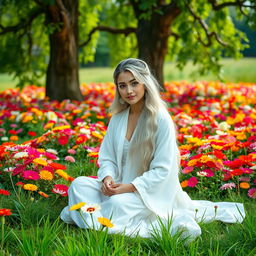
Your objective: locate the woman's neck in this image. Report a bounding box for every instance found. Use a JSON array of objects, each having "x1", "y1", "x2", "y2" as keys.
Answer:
[{"x1": 130, "y1": 101, "x2": 144, "y2": 115}]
